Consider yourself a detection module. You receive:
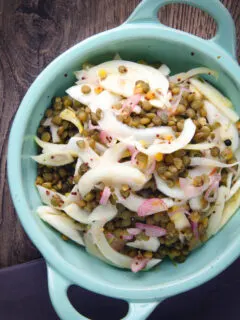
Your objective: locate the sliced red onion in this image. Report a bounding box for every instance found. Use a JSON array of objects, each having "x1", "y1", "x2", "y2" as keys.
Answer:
[
  {"x1": 204, "y1": 174, "x2": 221, "y2": 203},
  {"x1": 99, "y1": 130, "x2": 114, "y2": 146},
  {"x1": 191, "y1": 221, "x2": 199, "y2": 240},
  {"x1": 131, "y1": 149, "x2": 139, "y2": 165},
  {"x1": 88, "y1": 120, "x2": 101, "y2": 131},
  {"x1": 127, "y1": 145, "x2": 136, "y2": 154},
  {"x1": 135, "y1": 222, "x2": 167, "y2": 237},
  {"x1": 131, "y1": 256, "x2": 149, "y2": 273},
  {"x1": 157, "y1": 109, "x2": 169, "y2": 118},
  {"x1": 122, "y1": 234, "x2": 134, "y2": 241},
  {"x1": 106, "y1": 232, "x2": 115, "y2": 240},
  {"x1": 122, "y1": 94, "x2": 141, "y2": 114},
  {"x1": 170, "y1": 88, "x2": 183, "y2": 113},
  {"x1": 145, "y1": 159, "x2": 156, "y2": 176},
  {"x1": 99, "y1": 186, "x2": 111, "y2": 205},
  {"x1": 127, "y1": 228, "x2": 141, "y2": 236},
  {"x1": 110, "y1": 238, "x2": 126, "y2": 251},
  {"x1": 179, "y1": 178, "x2": 205, "y2": 198},
  {"x1": 138, "y1": 198, "x2": 168, "y2": 217}
]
